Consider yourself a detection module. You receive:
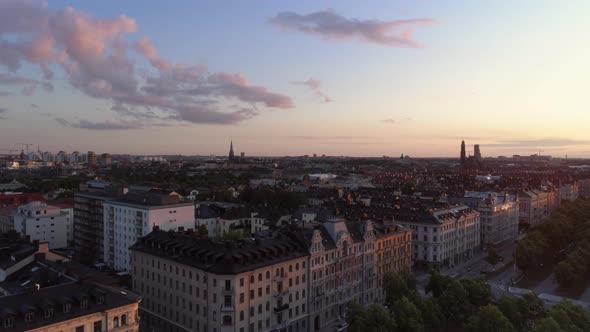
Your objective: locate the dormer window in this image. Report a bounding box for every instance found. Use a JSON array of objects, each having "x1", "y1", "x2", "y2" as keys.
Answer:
[
  {"x1": 80, "y1": 299, "x2": 88, "y2": 309},
  {"x1": 4, "y1": 317, "x2": 14, "y2": 328},
  {"x1": 63, "y1": 303, "x2": 71, "y2": 313},
  {"x1": 44, "y1": 307, "x2": 54, "y2": 318},
  {"x1": 96, "y1": 295, "x2": 104, "y2": 304},
  {"x1": 25, "y1": 312, "x2": 34, "y2": 323}
]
